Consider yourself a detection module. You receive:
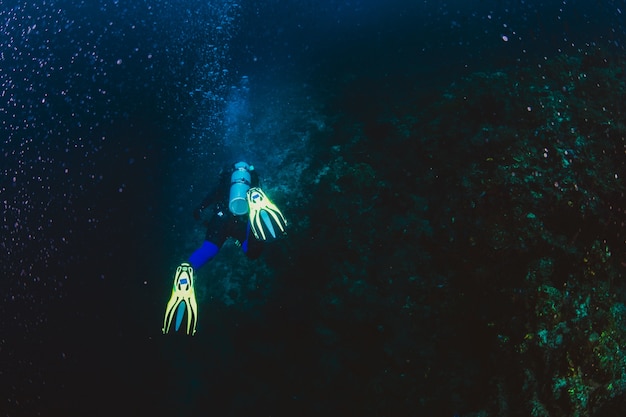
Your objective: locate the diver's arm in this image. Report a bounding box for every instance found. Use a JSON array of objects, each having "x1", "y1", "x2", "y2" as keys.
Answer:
[
  {"x1": 250, "y1": 169, "x2": 261, "y2": 188},
  {"x1": 193, "y1": 171, "x2": 229, "y2": 219},
  {"x1": 193, "y1": 194, "x2": 213, "y2": 220},
  {"x1": 195, "y1": 187, "x2": 219, "y2": 215}
]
